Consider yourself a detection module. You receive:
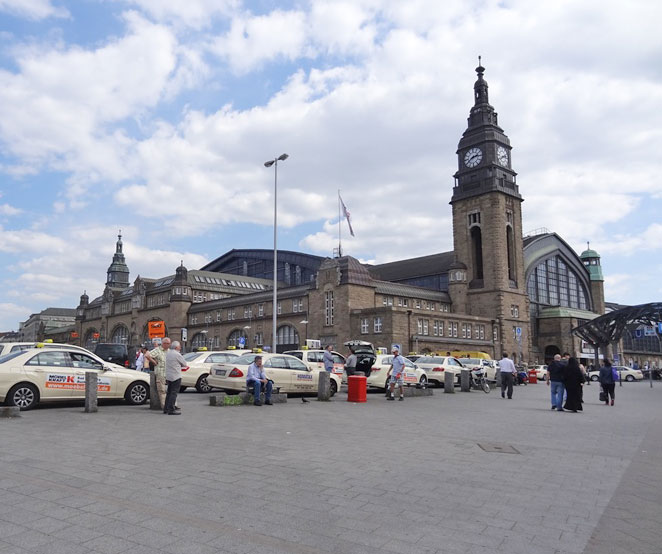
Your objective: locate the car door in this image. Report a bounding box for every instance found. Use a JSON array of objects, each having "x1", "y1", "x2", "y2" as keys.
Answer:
[
  {"x1": 286, "y1": 356, "x2": 316, "y2": 393},
  {"x1": 23, "y1": 351, "x2": 75, "y2": 400},
  {"x1": 68, "y1": 351, "x2": 117, "y2": 398},
  {"x1": 402, "y1": 358, "x2": 419, "y2": 384},
  {"x1": 262, "y1": 356, "x2": 292, "y2": 392}
]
